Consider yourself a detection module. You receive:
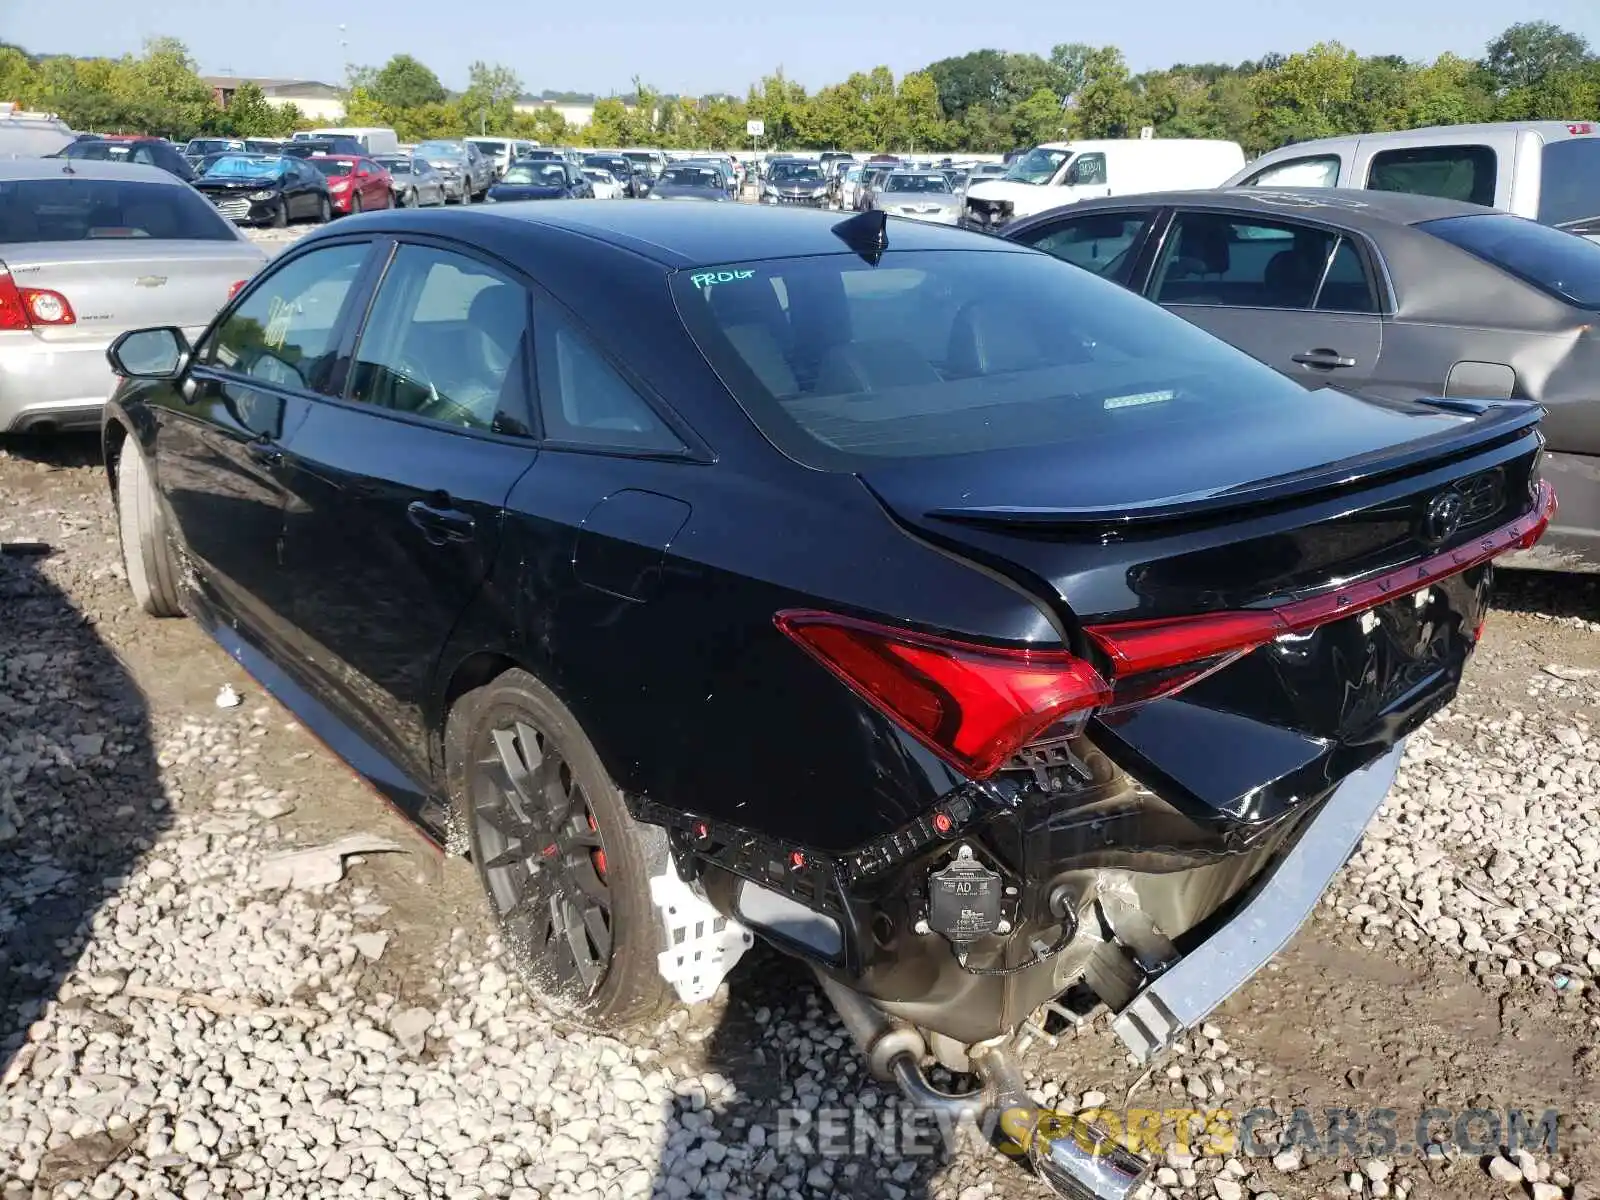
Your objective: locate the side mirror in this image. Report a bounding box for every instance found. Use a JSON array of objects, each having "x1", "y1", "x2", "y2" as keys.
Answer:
[{"x1": 108, "y1": 327, "x2": 190, "y2": 380}]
